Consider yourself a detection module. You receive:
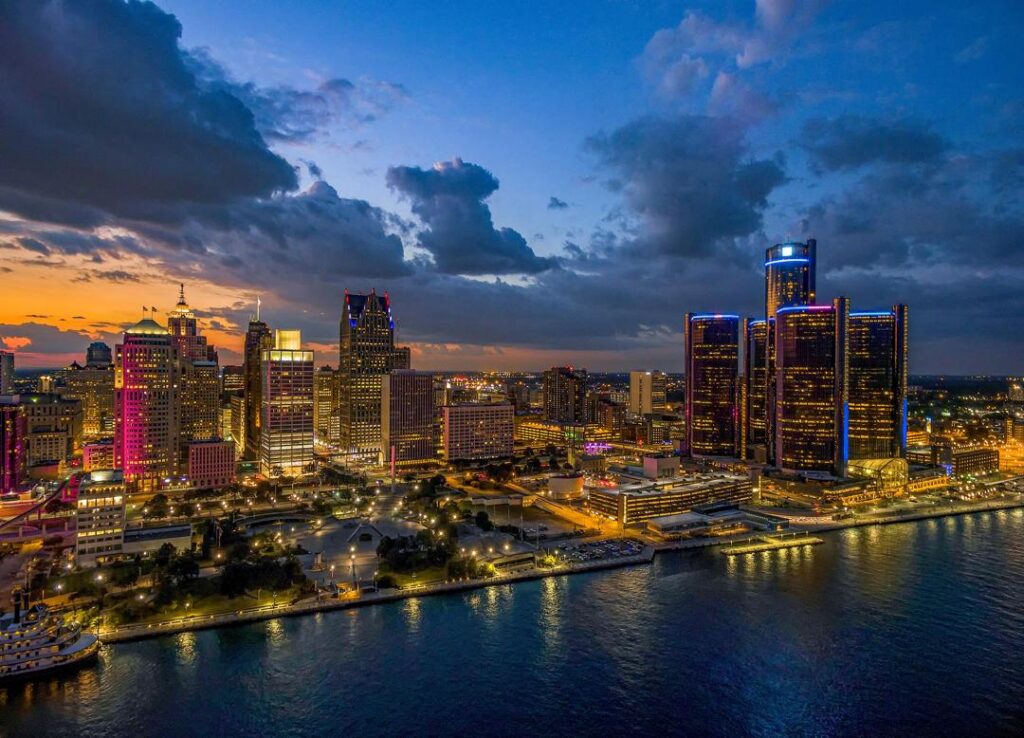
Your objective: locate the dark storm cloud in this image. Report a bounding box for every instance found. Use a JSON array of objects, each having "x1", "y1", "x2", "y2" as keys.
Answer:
[
  {"x1": 0, "y1": 322, "x2": 118, "y2": 358},
  {"x1": 802, "y1": 116, "x2": 948, "y2": 171},
  {"x1": 386, "y1": 159, "x2": 555, "y2": 275},
  {"x1": 0, "y1": 0, "x2": 297, "y2": 226},
  {"x1": 547, "y1": 197, "x2": 569, "y2": 210},
  {"x1": 585, "y1": 116, "x2": 785, "y2": 257}
]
